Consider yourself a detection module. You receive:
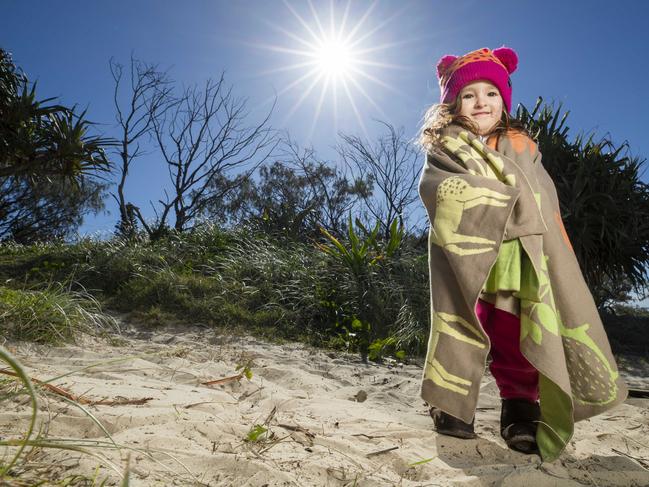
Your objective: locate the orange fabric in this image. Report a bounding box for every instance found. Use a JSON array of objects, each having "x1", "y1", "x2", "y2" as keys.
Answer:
[
  {"x1": 554, "y1": 211, "x2": 574, "y2": 252},
  {"x1": 486, "y1": 133, "x2": 499, "y2": 150},
  {"x1": 486, "y1": 130, "x2": 537, "y2": 156},
  {"x1": 440, "y1": 48, "x2": 508, "y2": 85},
  {"x1": 508, "y1": 130, "x2": 537, "y2": 155}
]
